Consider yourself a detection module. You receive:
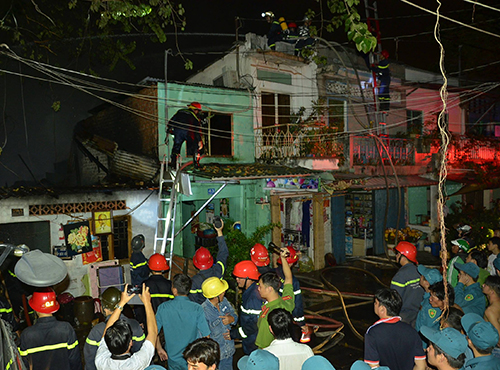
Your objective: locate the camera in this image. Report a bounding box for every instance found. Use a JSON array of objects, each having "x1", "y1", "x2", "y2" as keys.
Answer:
[
  {"x1": 213, "y1": 216, "x2": 223, "y2": 229},
  {"x1": 127, "y1": 285, "x2": 142, "y2": 295}
]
